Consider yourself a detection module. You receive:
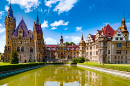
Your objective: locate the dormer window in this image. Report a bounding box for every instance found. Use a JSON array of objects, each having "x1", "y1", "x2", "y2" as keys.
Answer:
[
  {"x1": 115, "y1": 38, "x2": 118, "y2": 40},
  {"x1": 118, "y1": 34, "x2": 121, "y2": 36}
]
